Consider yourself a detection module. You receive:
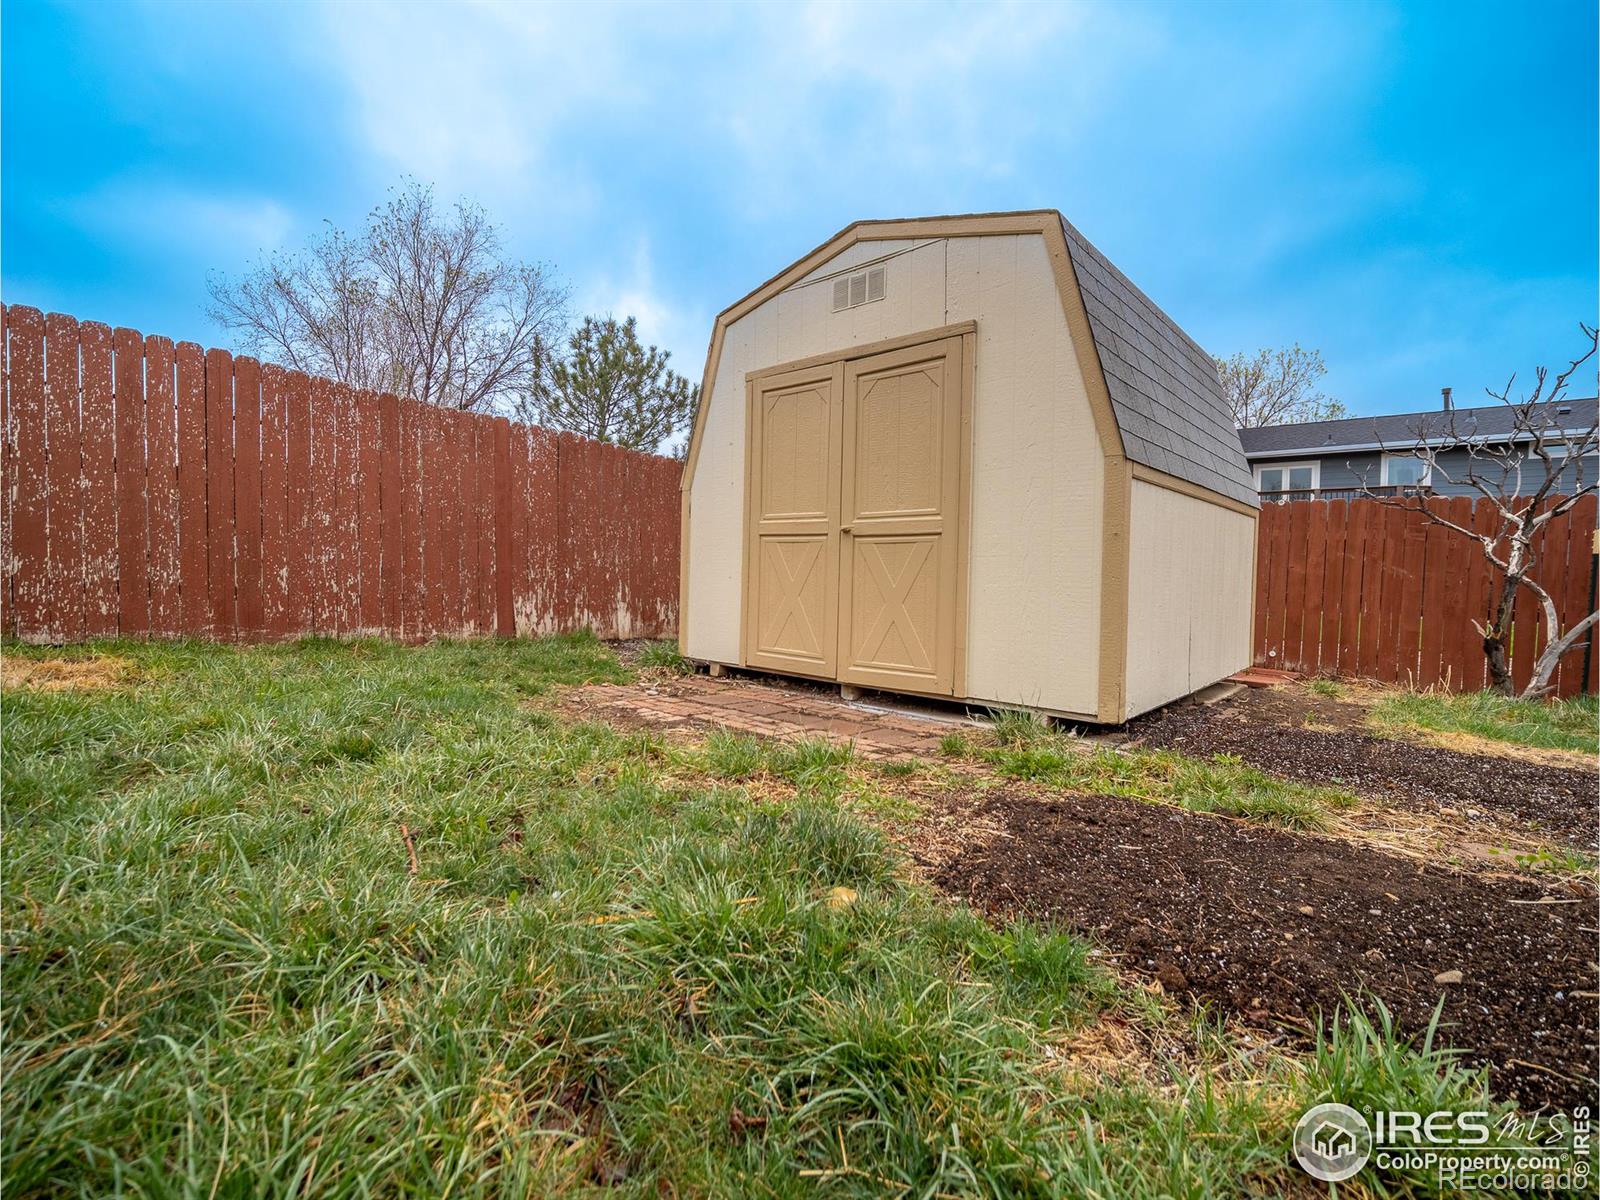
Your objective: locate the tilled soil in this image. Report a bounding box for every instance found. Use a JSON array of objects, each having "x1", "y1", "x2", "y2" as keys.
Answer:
[
  {"x1": 1128, "y1": 700, "x2": 1597, "y2": 847},
  {"x1": 935, "y1": 792, "x2": 1598, "y2": 1112}
]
